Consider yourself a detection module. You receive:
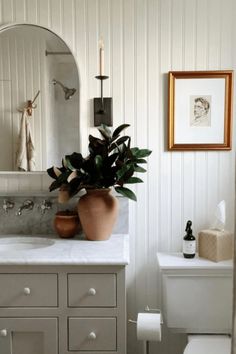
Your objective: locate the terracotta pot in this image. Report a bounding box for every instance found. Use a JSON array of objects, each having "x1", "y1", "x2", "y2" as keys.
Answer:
[
  {"x1": 54, "y1": 211, "x2": 81, "y2": 238},
  {"x1": 77, "y1": 189, "x2": 119, "y2": 241}
]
